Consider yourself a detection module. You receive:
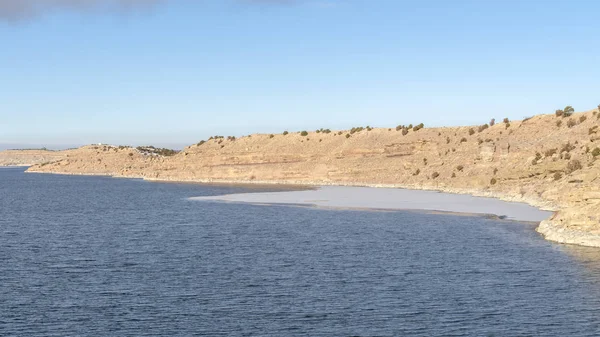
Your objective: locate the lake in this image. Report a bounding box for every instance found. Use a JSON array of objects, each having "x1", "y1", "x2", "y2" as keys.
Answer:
[{"x1": 1, "y1": 167, "x2": 600, "y2": 336}]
